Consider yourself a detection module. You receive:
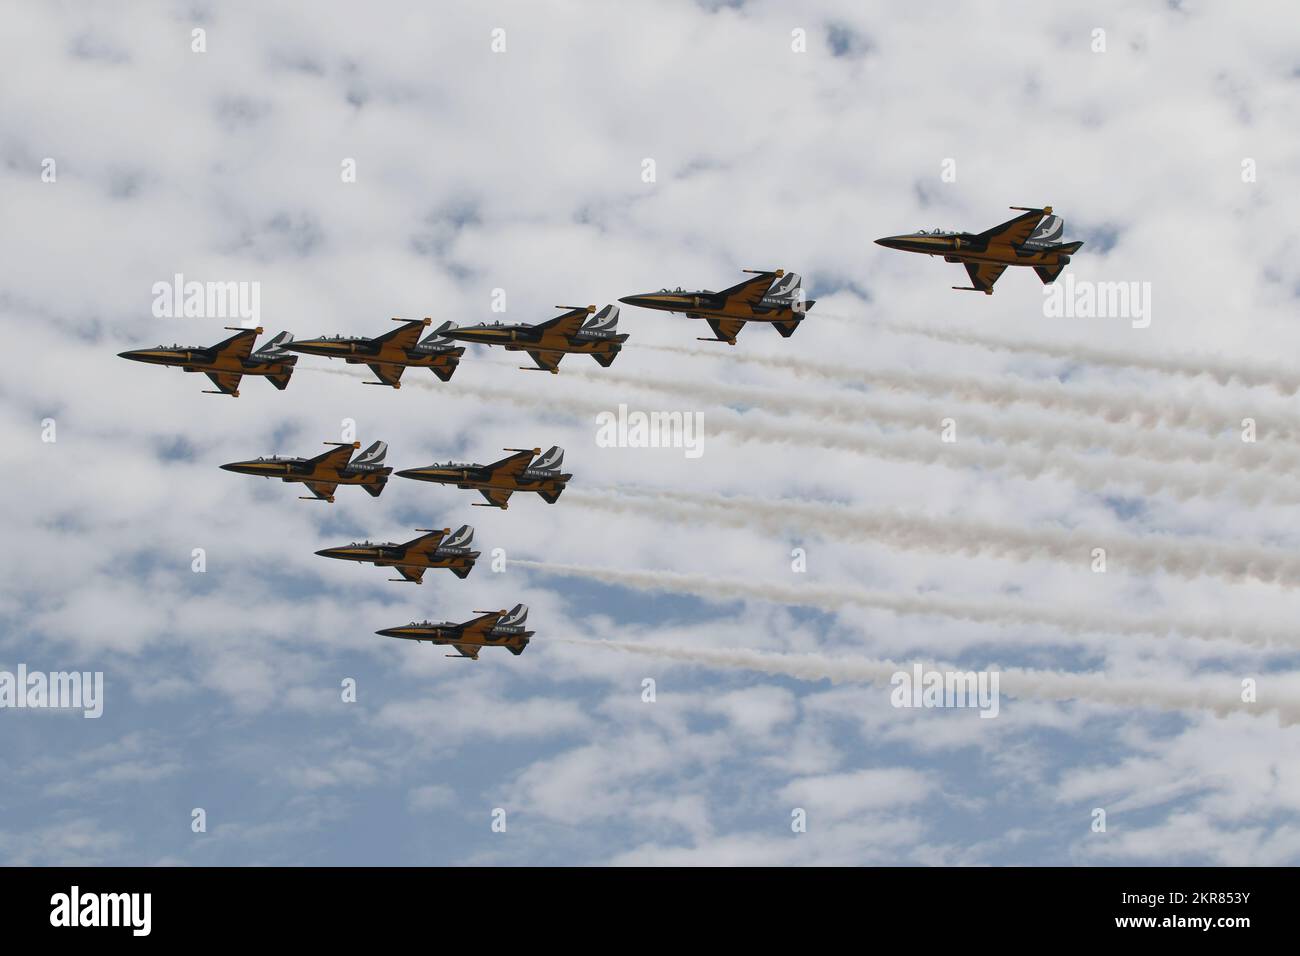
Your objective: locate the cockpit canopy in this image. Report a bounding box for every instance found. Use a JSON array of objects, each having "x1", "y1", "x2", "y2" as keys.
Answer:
[{"x1": 914, "y1": 228, "x2": 956, "y2": 235}]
